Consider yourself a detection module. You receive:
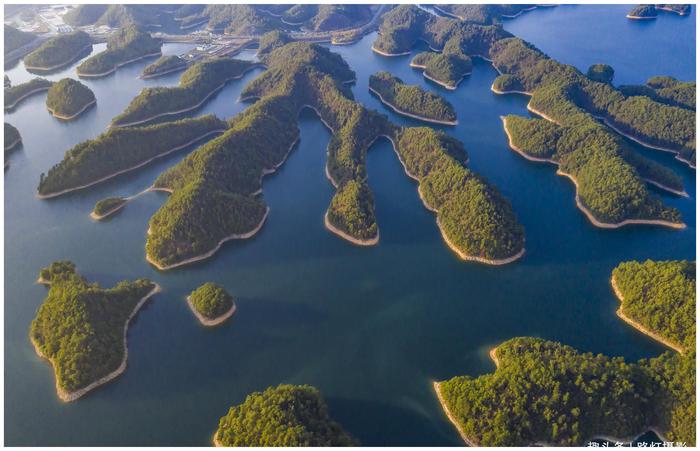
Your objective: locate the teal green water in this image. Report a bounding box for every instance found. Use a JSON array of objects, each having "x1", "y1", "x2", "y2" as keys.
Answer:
[{"x1": 4, "y1": 6, "x2": 695, "y2": 445}]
